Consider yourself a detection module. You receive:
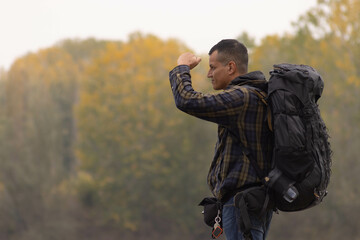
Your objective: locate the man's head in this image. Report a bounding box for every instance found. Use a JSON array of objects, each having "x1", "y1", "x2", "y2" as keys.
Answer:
[{"x1": 207, "y1": 39, "x2": 248, "y2": 90}]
